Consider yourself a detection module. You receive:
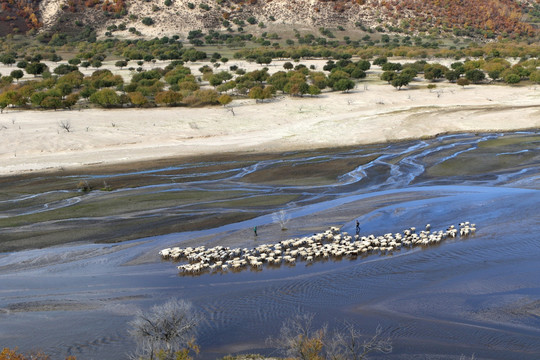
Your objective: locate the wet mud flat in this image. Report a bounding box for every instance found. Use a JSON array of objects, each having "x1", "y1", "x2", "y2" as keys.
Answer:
[
  {"x1": 0, "y1": 147, "x2": 379, "y2": 252},
  {"x1": 0, "y1": 131, "x2": 540, "y2": 359}
]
